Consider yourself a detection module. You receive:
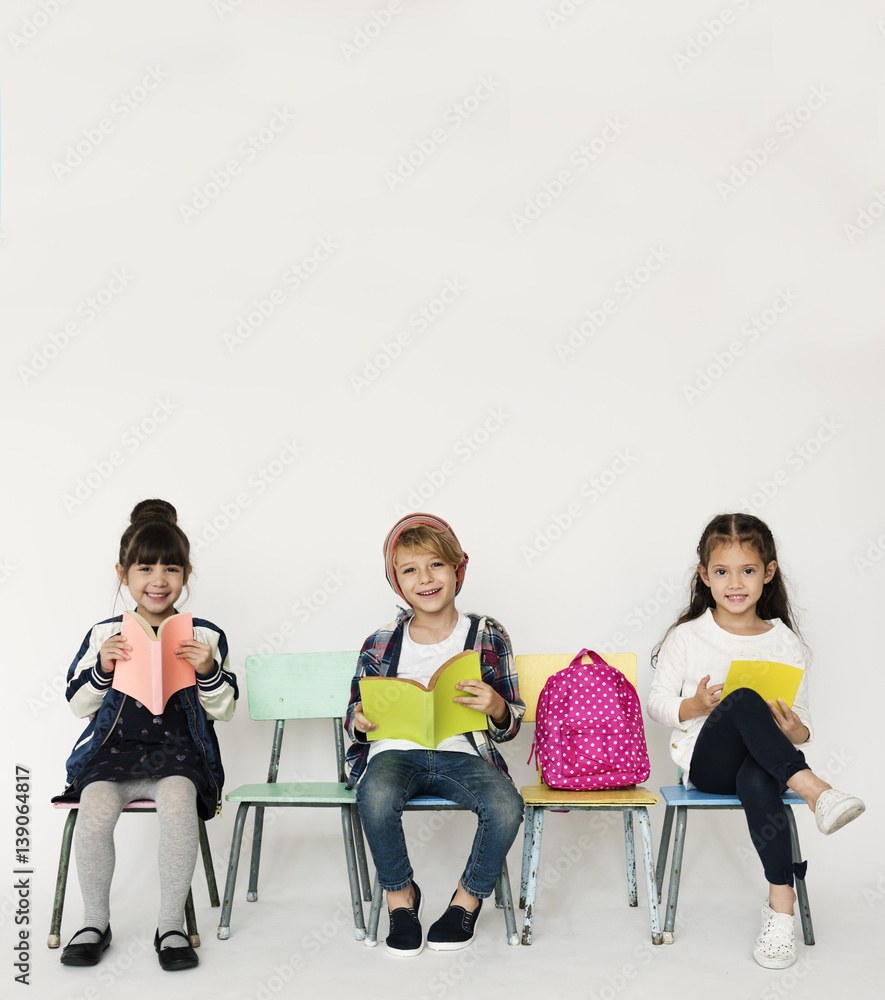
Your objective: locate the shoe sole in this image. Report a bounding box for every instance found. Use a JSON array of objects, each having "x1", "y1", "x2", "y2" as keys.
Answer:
[
  {"x1": 818, "y1": 801, "x2": 865, "y2": 835},
  {"x1": 426, "y1": 937, "x2": 474, "y2": 952},
  {"x1": 753, "y1": 949, "x2": 797, "y2": 970}
]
